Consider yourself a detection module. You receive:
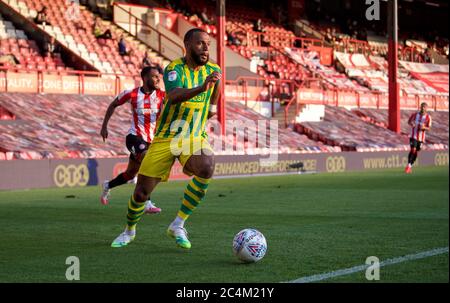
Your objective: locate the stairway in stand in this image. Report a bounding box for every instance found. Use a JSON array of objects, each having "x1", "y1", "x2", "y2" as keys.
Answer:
[{"x1": 272, "y1": 103, "x2": 298, "y2": 129}]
